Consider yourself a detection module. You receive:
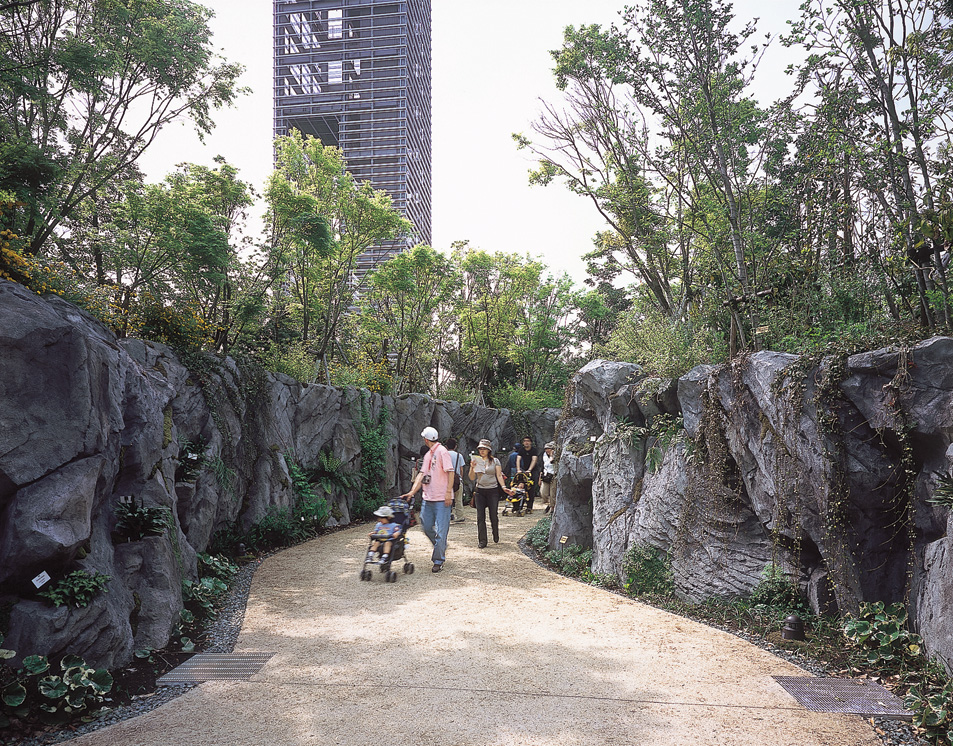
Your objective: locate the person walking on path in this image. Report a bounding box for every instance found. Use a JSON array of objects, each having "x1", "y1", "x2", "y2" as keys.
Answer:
[
  {"x1": 516, "y1": 436, "x2": 541, "y2": 513},
  {"x1": 446, "y1": 437, "x2": 466, "y2": 523},
  {"x1": 401, "y1": 427, "x2": 454, "y2": 572},
  {"x1": 540, "y1": 441, "x2": 556, "y2": 514},
  {"x1": 505, "y1": 443, "x2": 520, "y2": 479},
  {"x1": 468, "y1": 439, "x2": 515, "y2": 548}
]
